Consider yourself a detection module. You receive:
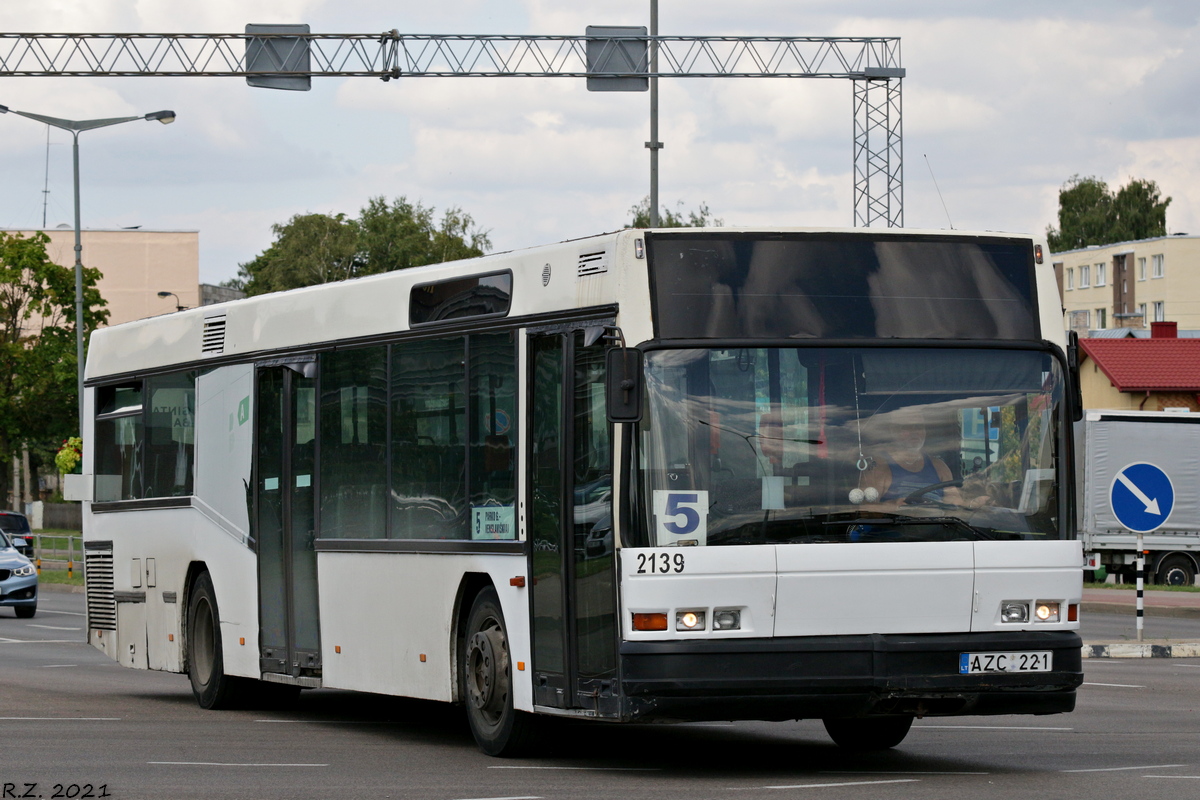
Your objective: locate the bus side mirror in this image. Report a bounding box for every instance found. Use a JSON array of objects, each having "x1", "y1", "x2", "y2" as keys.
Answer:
[
  {"x1": 1067, "y1": 331, "x2": 1083, "y2": 422},
  {"x1": 606, "y1": 347, "x2": 643, "y2": 423}
]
